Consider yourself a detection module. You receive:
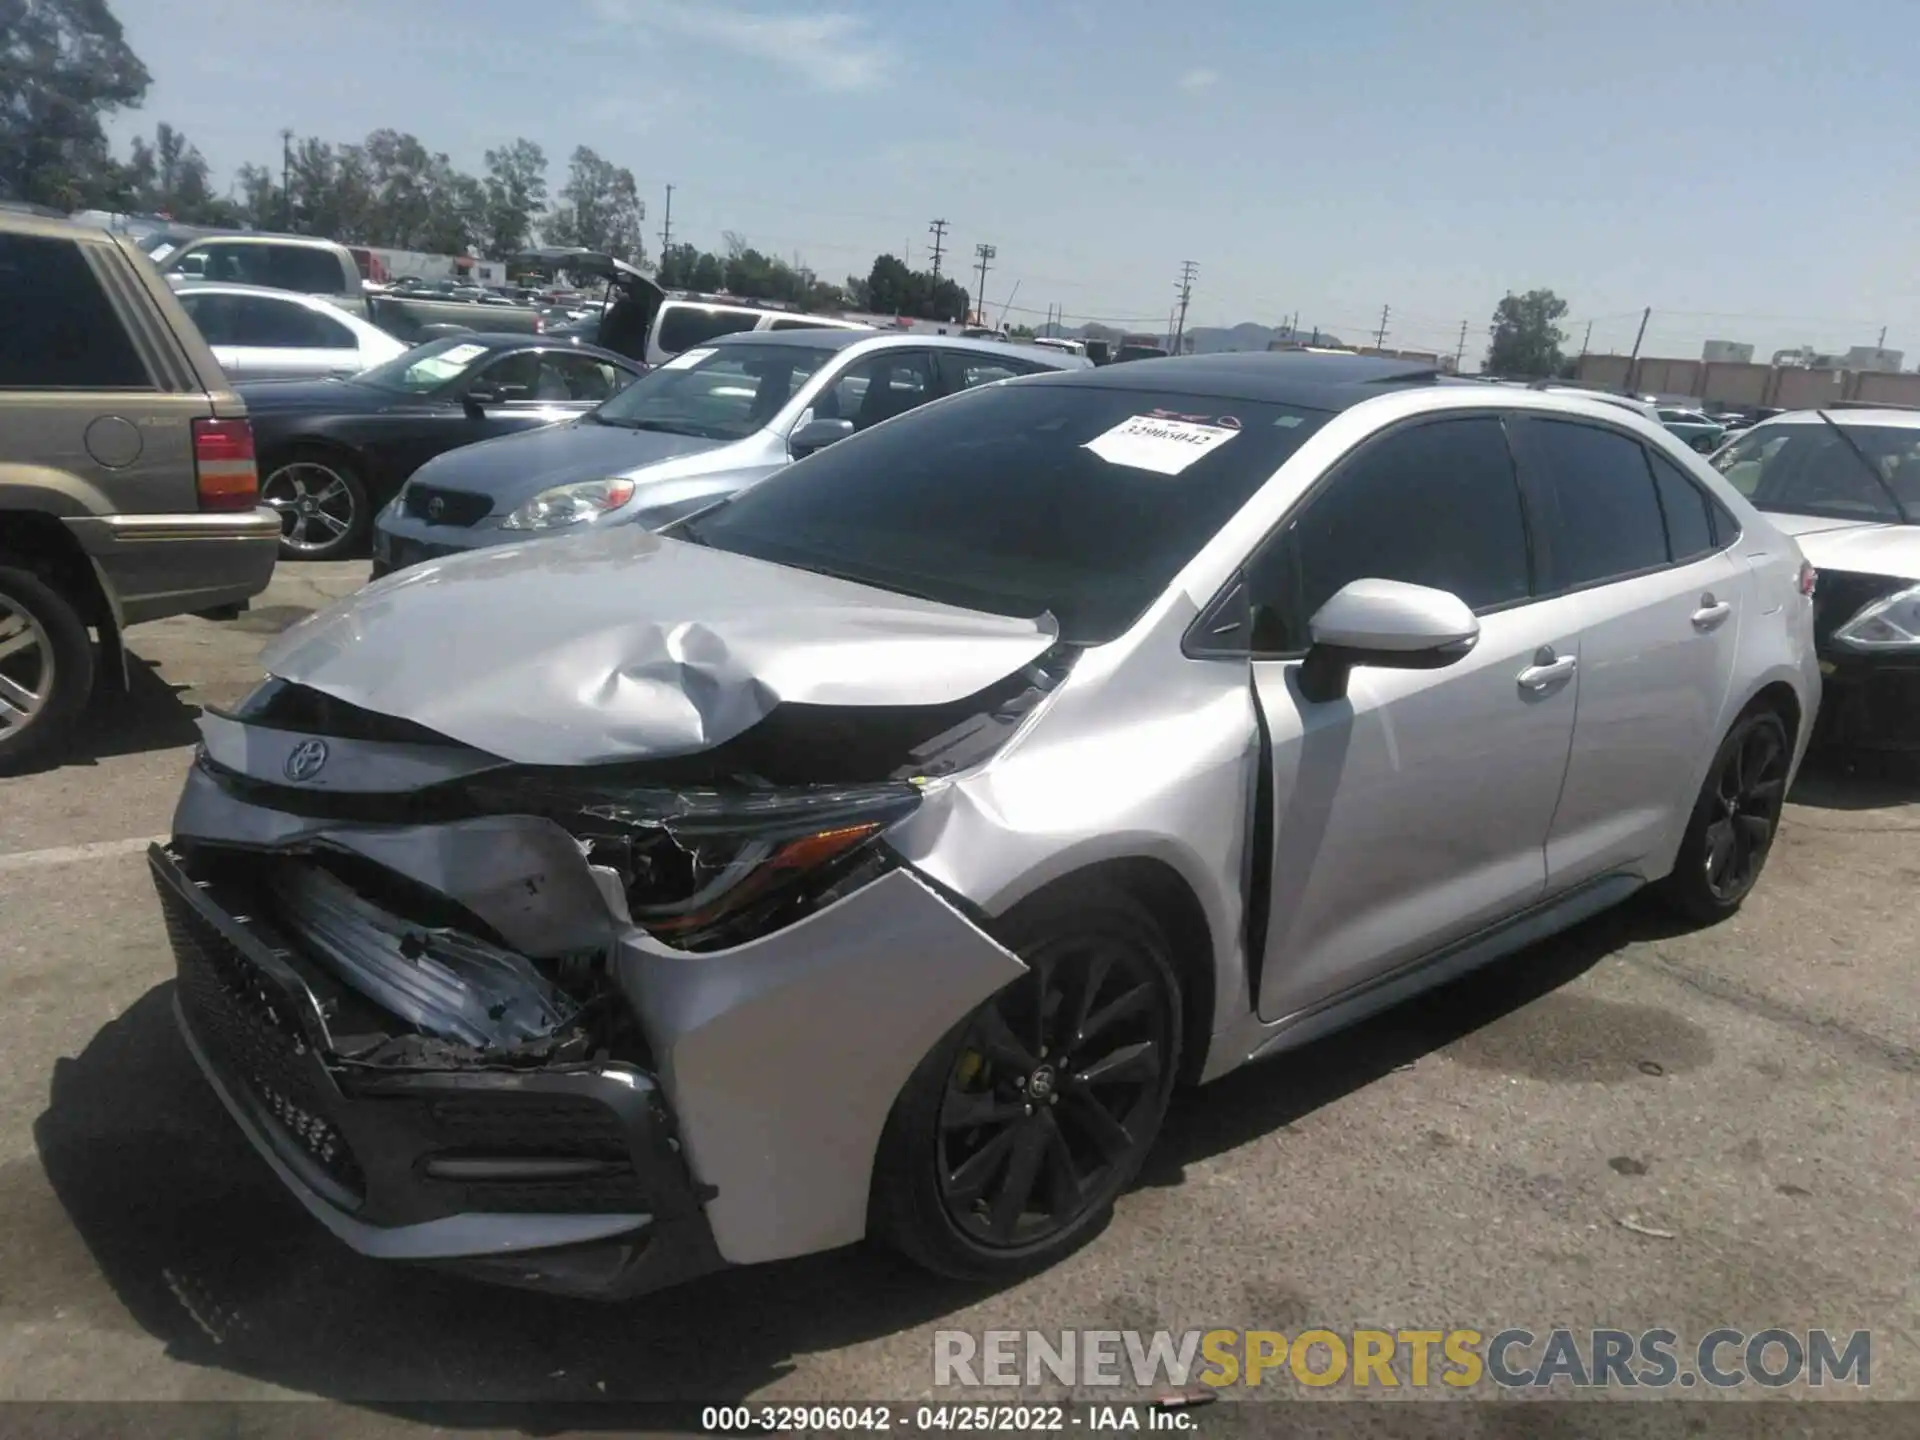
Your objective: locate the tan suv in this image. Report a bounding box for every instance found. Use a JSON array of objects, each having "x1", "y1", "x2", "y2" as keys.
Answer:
[{"x1": 0, "y1": 210, "x2": 280, "y2": 772}]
